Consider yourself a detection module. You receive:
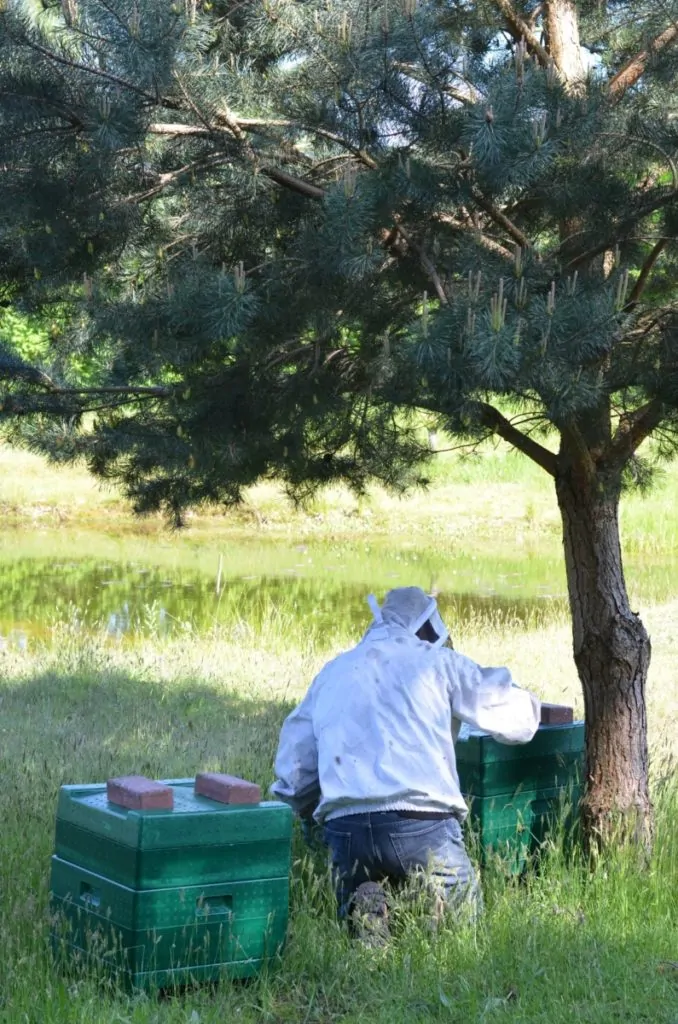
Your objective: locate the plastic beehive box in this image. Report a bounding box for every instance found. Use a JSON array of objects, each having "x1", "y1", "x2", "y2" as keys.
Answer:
[
  {"x1": 456, "y1": 721, "x2": 585, "y2": 871},
  {"x1": 50, "y1": 779, "x2": 292, "y2": 990}
]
